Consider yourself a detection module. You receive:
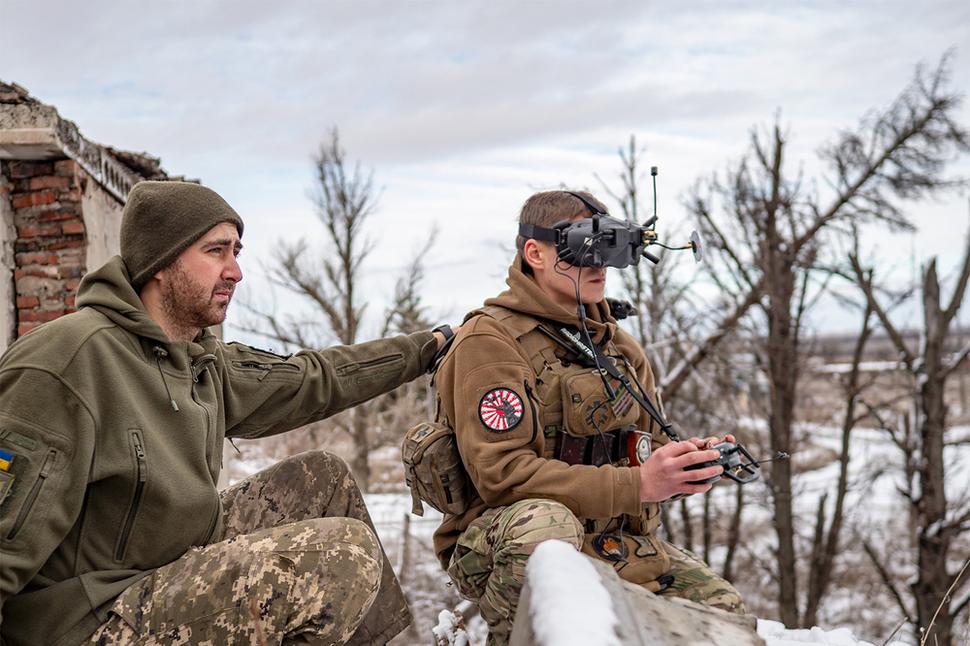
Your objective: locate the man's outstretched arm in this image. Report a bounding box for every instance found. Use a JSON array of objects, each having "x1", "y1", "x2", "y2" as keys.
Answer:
[{"x1": 222, "y1": 330, "x2": 441, "y2": 438}]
